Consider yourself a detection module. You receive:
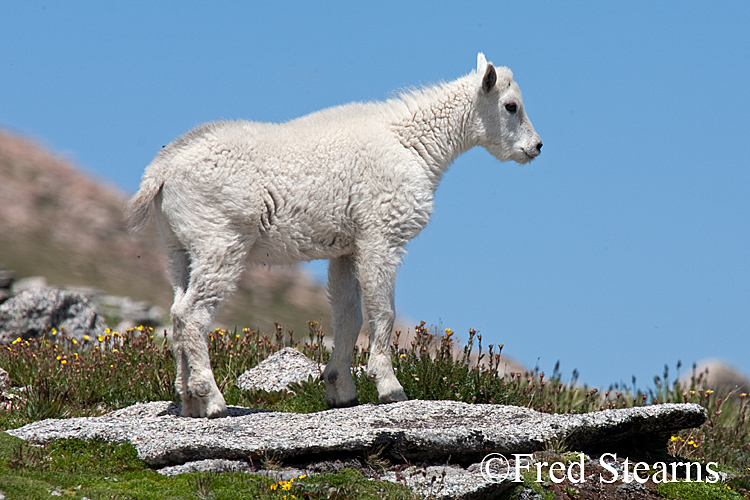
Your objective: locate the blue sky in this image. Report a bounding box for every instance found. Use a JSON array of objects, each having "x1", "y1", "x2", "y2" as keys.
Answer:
[{"x1": 2, "y1": 2, "x2": 749, "y2": 389}]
